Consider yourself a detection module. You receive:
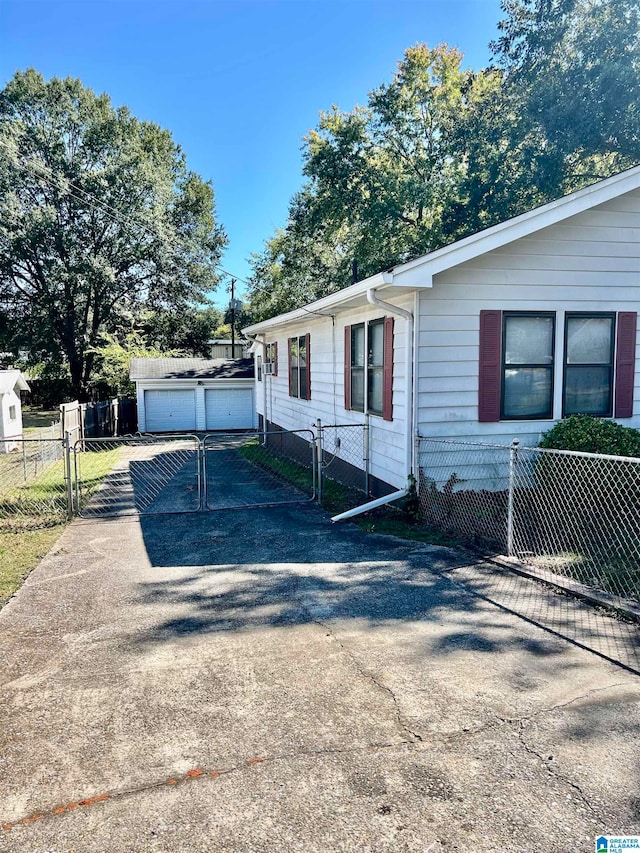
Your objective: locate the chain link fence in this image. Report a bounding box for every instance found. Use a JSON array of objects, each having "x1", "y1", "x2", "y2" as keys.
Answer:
[
  {"x1": 318, "y1": 421, "x2": 369, "y2": 499},
  {"x1": 417, "y1": 436, "x2": 640, "y2": 605},
  {"x1": 0, "y1": 438, "x2": 69, "y2": 531}
]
